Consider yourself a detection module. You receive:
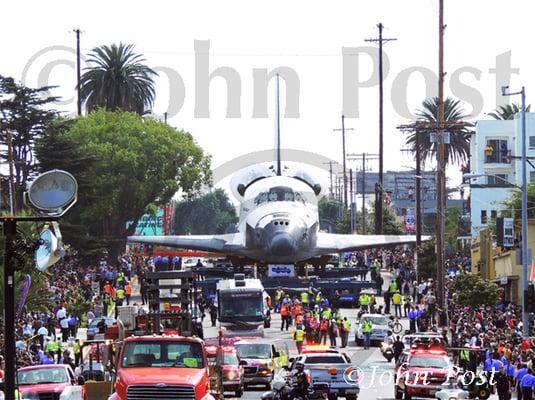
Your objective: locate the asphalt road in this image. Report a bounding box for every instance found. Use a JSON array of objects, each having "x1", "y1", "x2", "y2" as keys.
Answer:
[{"x1": 204, "y1": 307, "x2": 396, "y2": 400}]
